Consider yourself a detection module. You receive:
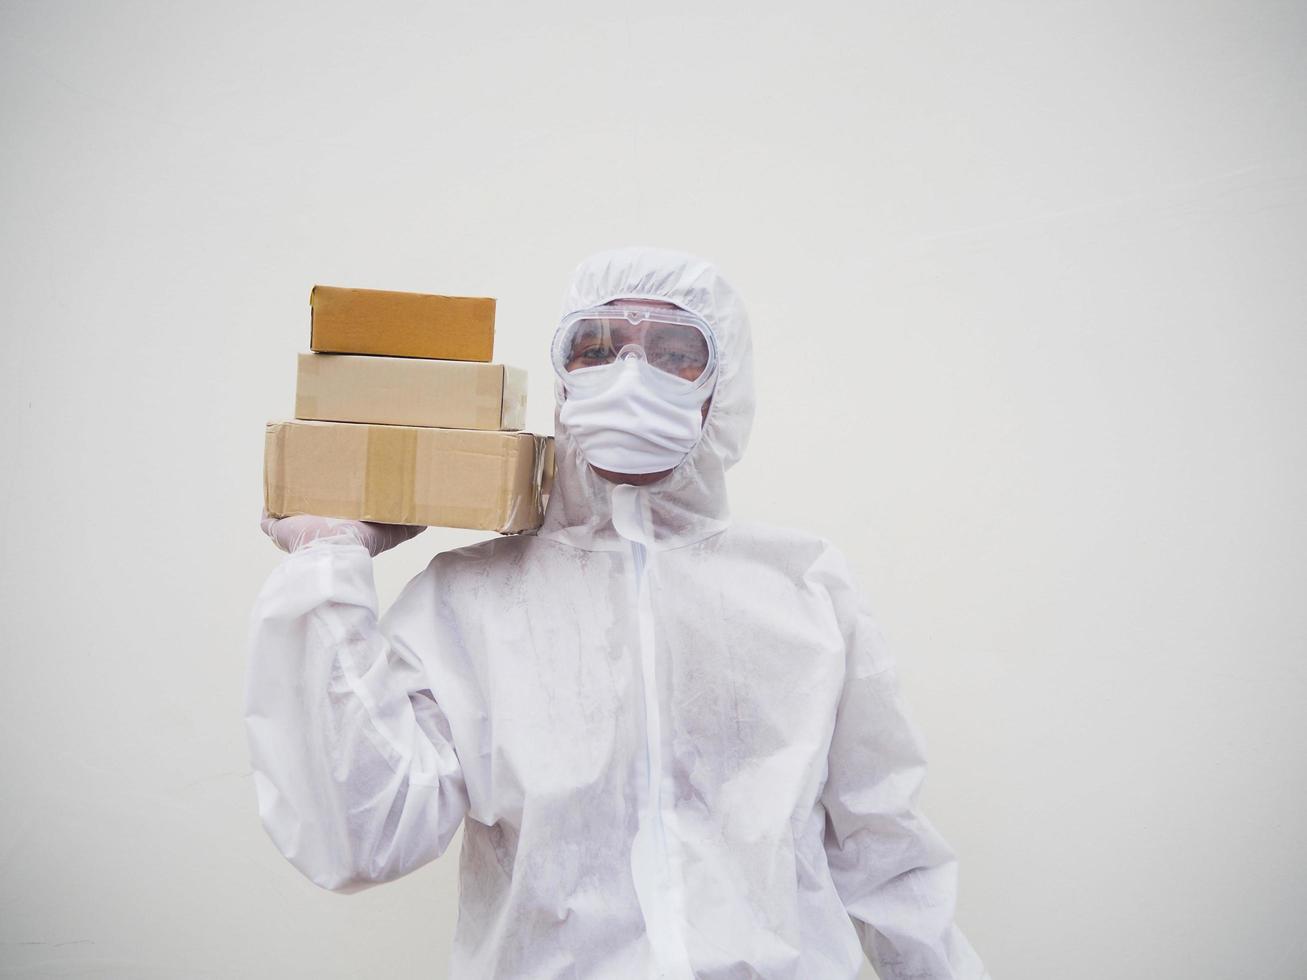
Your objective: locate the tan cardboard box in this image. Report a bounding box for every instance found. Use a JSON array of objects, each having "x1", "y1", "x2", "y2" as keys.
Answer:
[
  {"x1": 265, "y1": 419, "x2": 551, "y2": 533},
  {"x1": 295, "y1": 353, "x2": 527, "y2": 430},
  {"x1": 310, "y1": 284, "x2": 496, "y2": 361}
]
